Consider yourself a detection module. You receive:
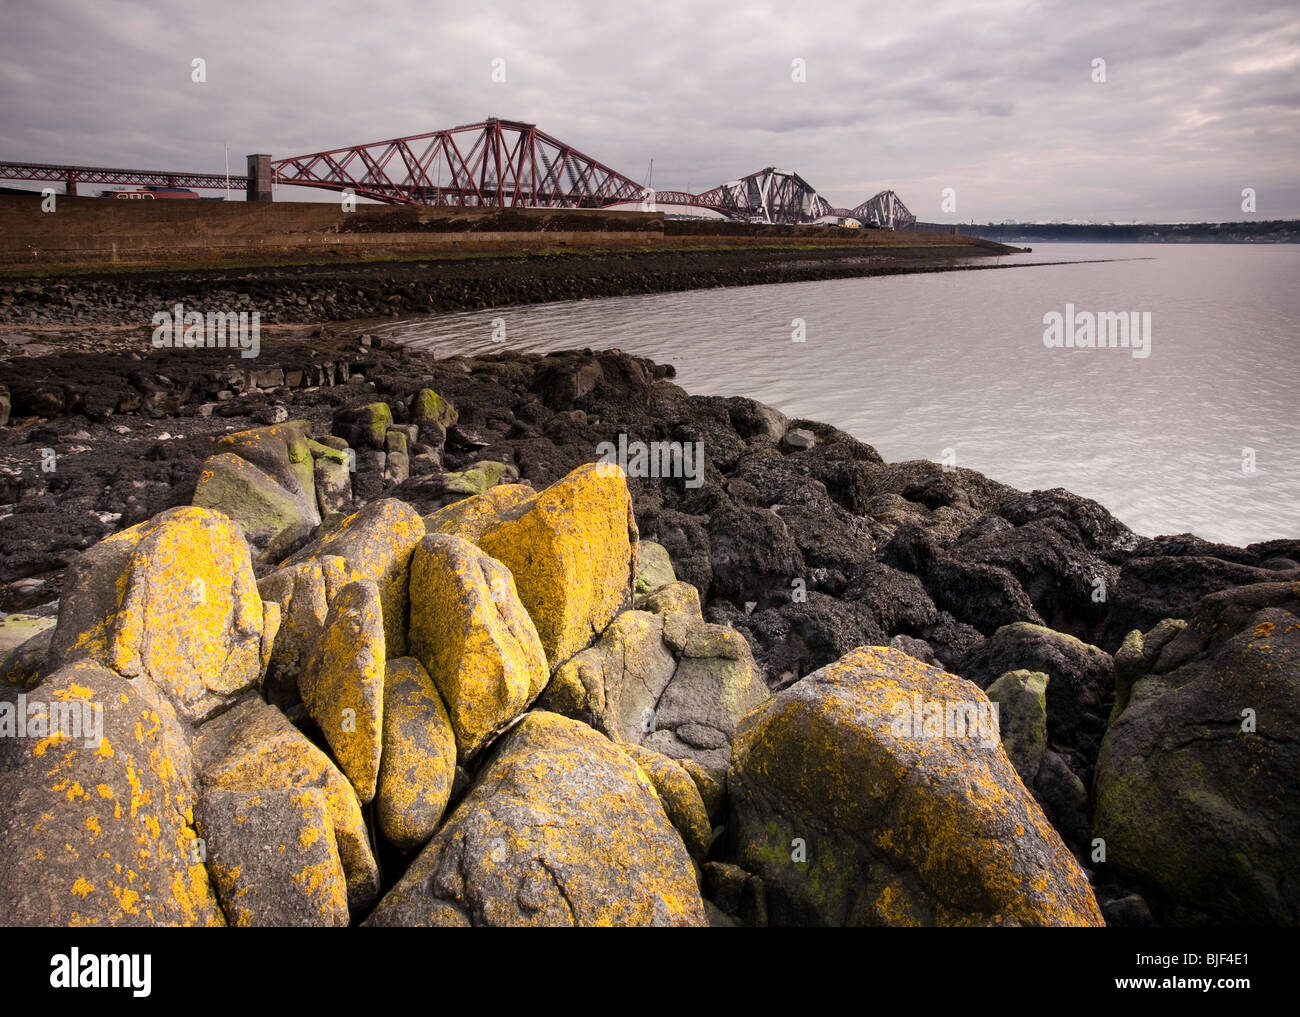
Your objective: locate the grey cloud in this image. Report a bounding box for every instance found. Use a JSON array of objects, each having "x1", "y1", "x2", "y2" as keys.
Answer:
[{"x1": 0, "y1": 0, "x2": 1295, "y2": 220}]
